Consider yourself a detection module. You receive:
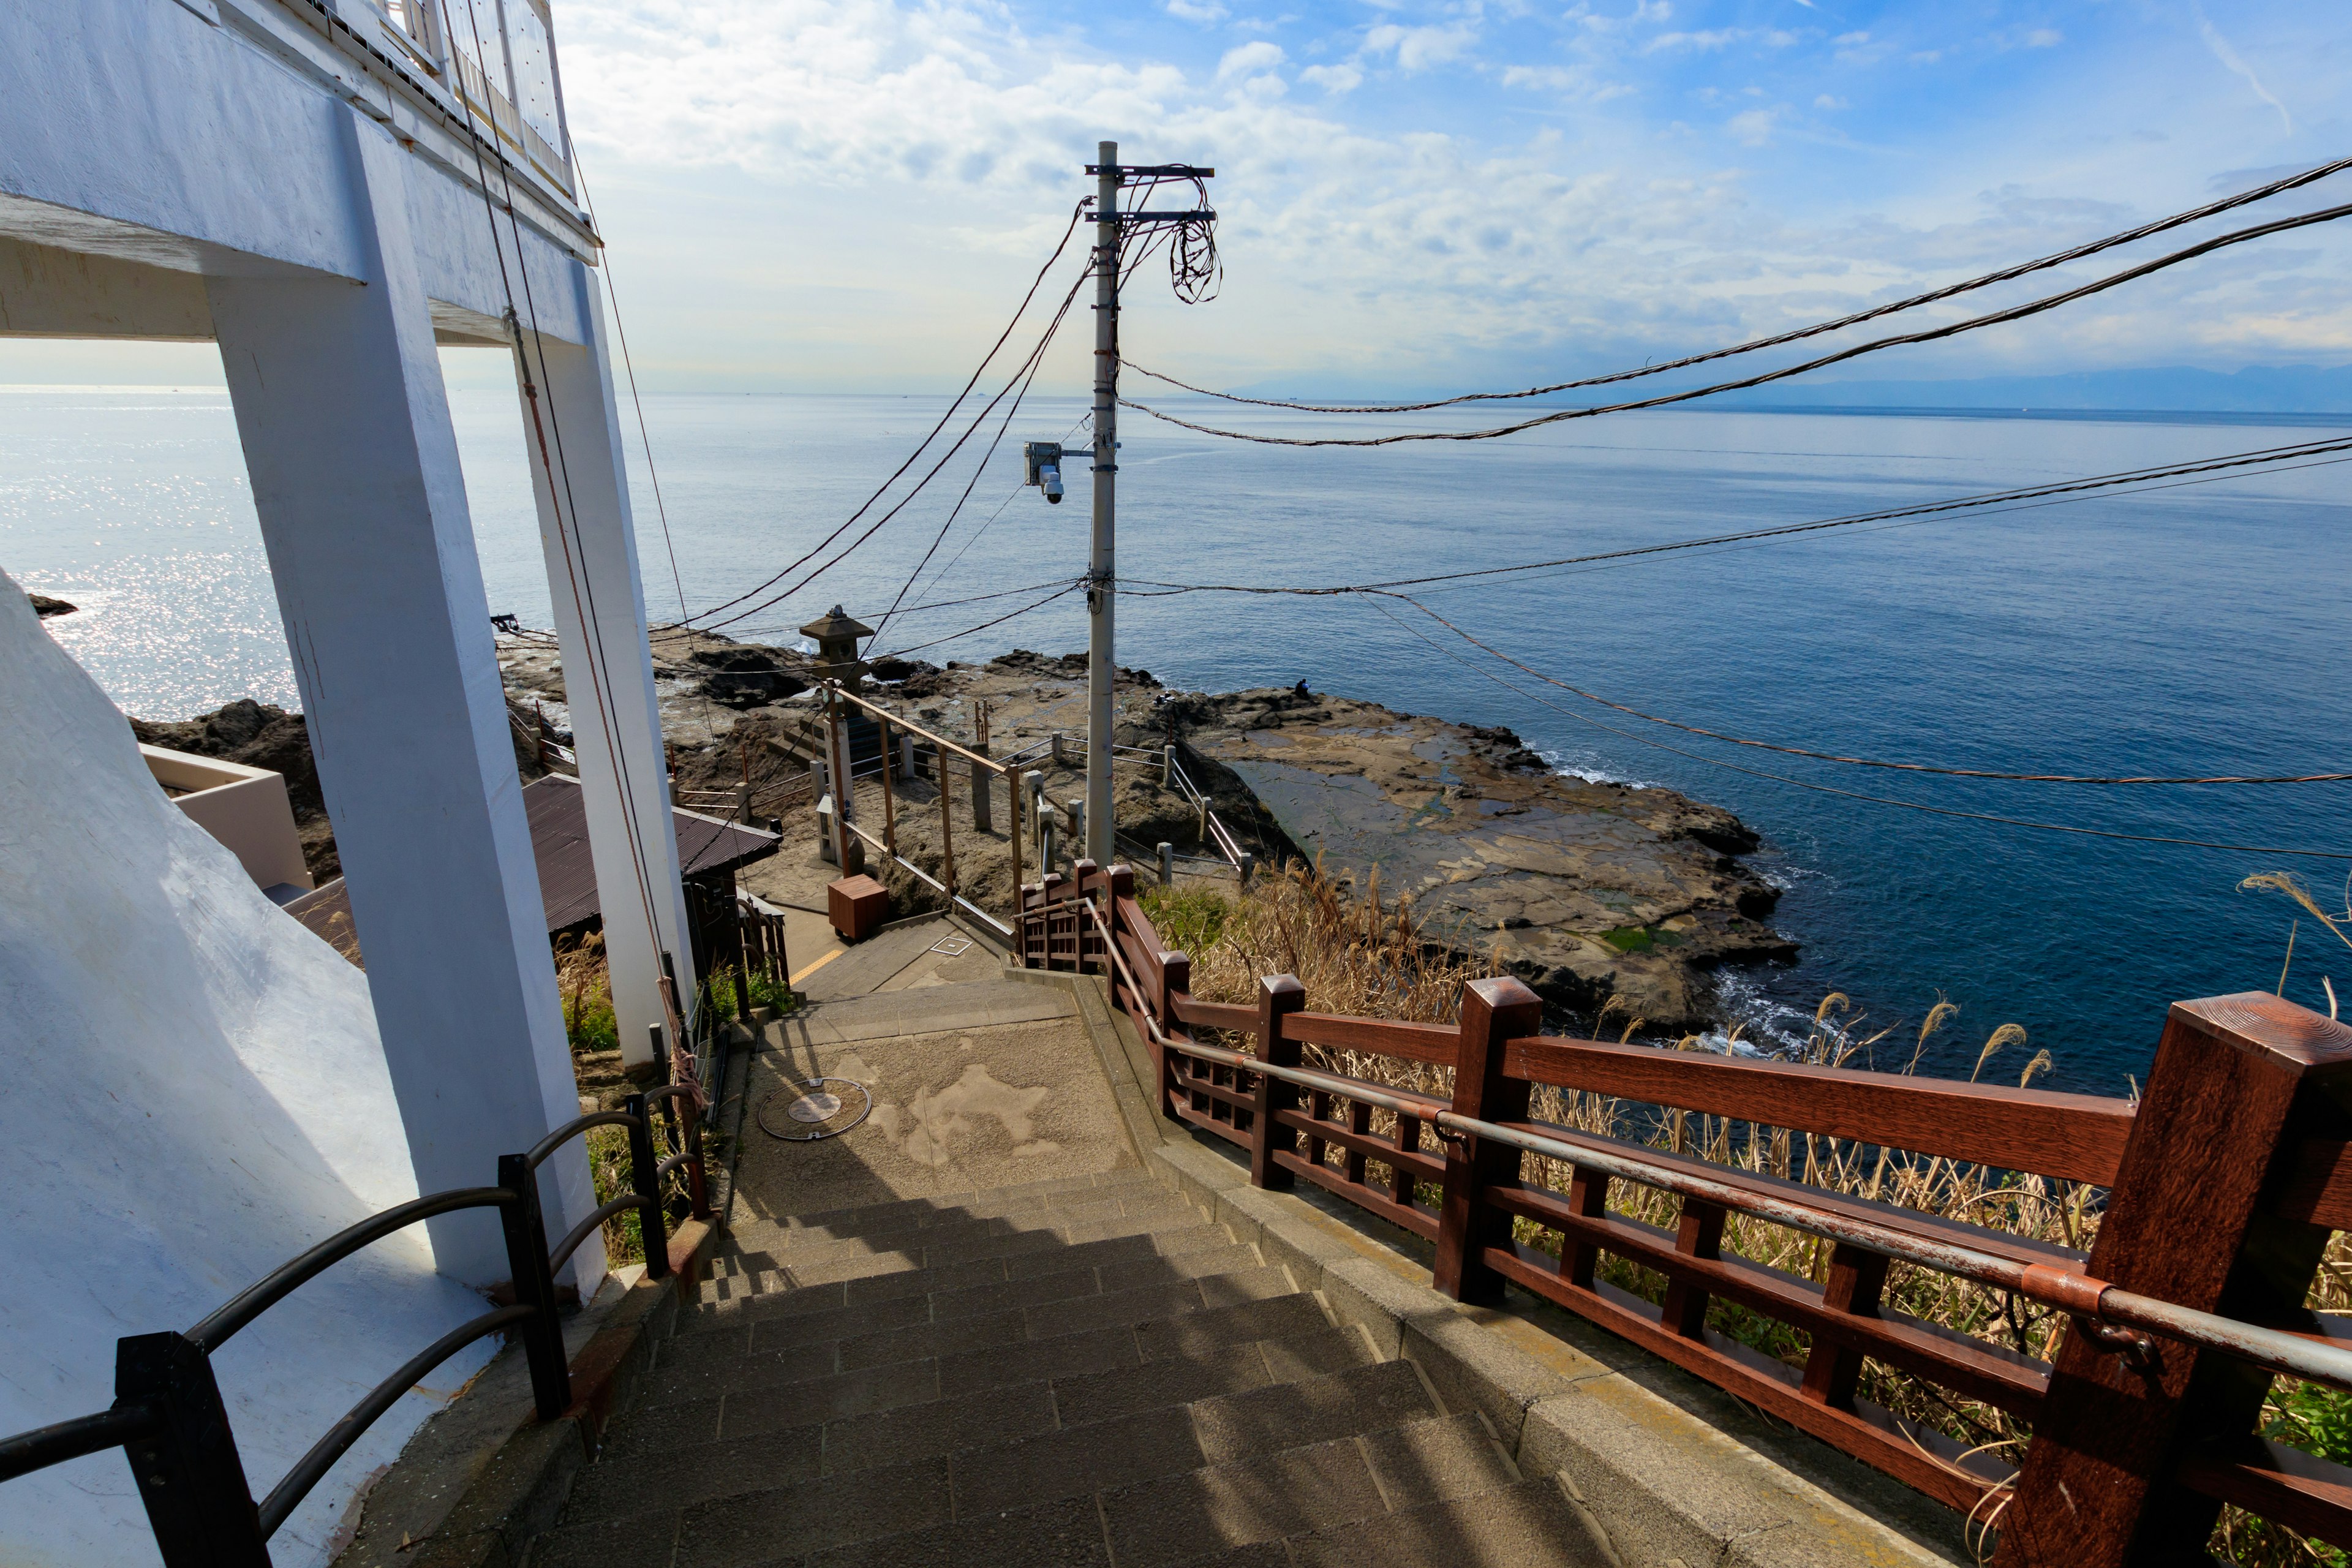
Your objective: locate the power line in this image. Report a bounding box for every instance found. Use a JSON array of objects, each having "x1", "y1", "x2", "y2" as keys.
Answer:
[
  {"x1": 869, "y1": 580, "x2": 1087, "y2": 660},
  {"x1": 1120, "y1": 153, "x2": 2352, "y2": 417},
  {"x1": 1389, "y1": 594, "x2": 2352, "y2": 786},
  {"x1": 1360, "y1": 597, "x2": 2352, "y2": 861},
  {"x1": 652, "y1": 260, "x2": 1090, "y2": 643},
  {"x1": 1120, "y1": 199, "x2": 2352, "y2": 447},
  {"x1": 653, "y1": 201, "x2": 1091, "y2": 636},
  {"x1": 869, "y1": 318, "x2": 1062, "y2": 644},
  {"x1": 434, "y1": 0, "x2": 670, "y2": 977},
  {"x1": 1118, "y1": 434, "x2": 2352, "y2": 599}
]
